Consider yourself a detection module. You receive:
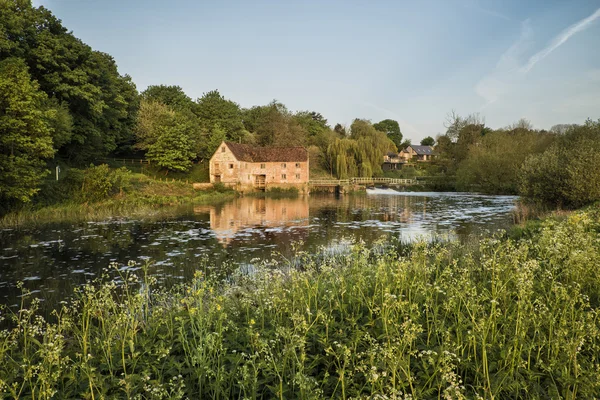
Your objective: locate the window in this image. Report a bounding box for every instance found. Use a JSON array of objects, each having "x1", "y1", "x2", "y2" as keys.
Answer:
[
  {"x1": 214, "y1": 162, "x2": 219, "y2": 168},
  {"x1": 282, "y1": 163, "x2": 286, "y2": 169},
  {"x1": 260, "y1": 163, "x2": 265, "y2": 169},
  {"x1": 221, "y1": 146, "x2": 225, "y2": 152},
  {"x1": 281, "y1": 174, "x2": 287, "y2": 180},
  {"x1": 296, "y1": 174, "x2": 300, "y2": 179},
  {"x1": 229, "y1": 163, "x2": 234, "y2": 169},
  {"x1": 295, "y1": 163, "x2": 300, "y2": 168}
]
